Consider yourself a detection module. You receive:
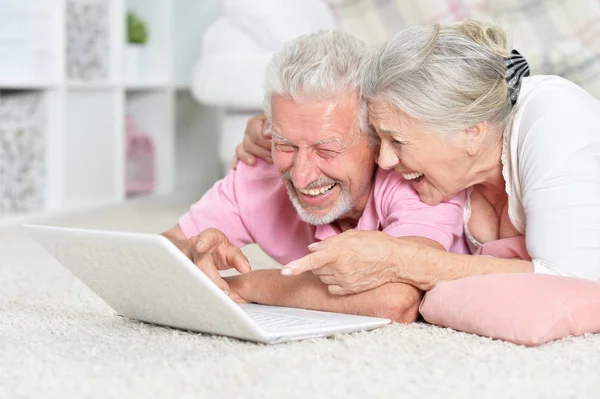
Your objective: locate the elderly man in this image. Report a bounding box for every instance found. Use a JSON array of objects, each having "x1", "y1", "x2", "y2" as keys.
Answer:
[{"x1": 162, "y1": 30, "x2": 467, "y2": 322}]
